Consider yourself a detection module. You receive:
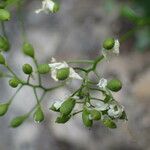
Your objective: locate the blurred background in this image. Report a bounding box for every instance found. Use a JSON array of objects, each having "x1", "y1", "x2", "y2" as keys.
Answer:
[{"x1": 0, "y1": 0, "x2": 150, "y2": 150}]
